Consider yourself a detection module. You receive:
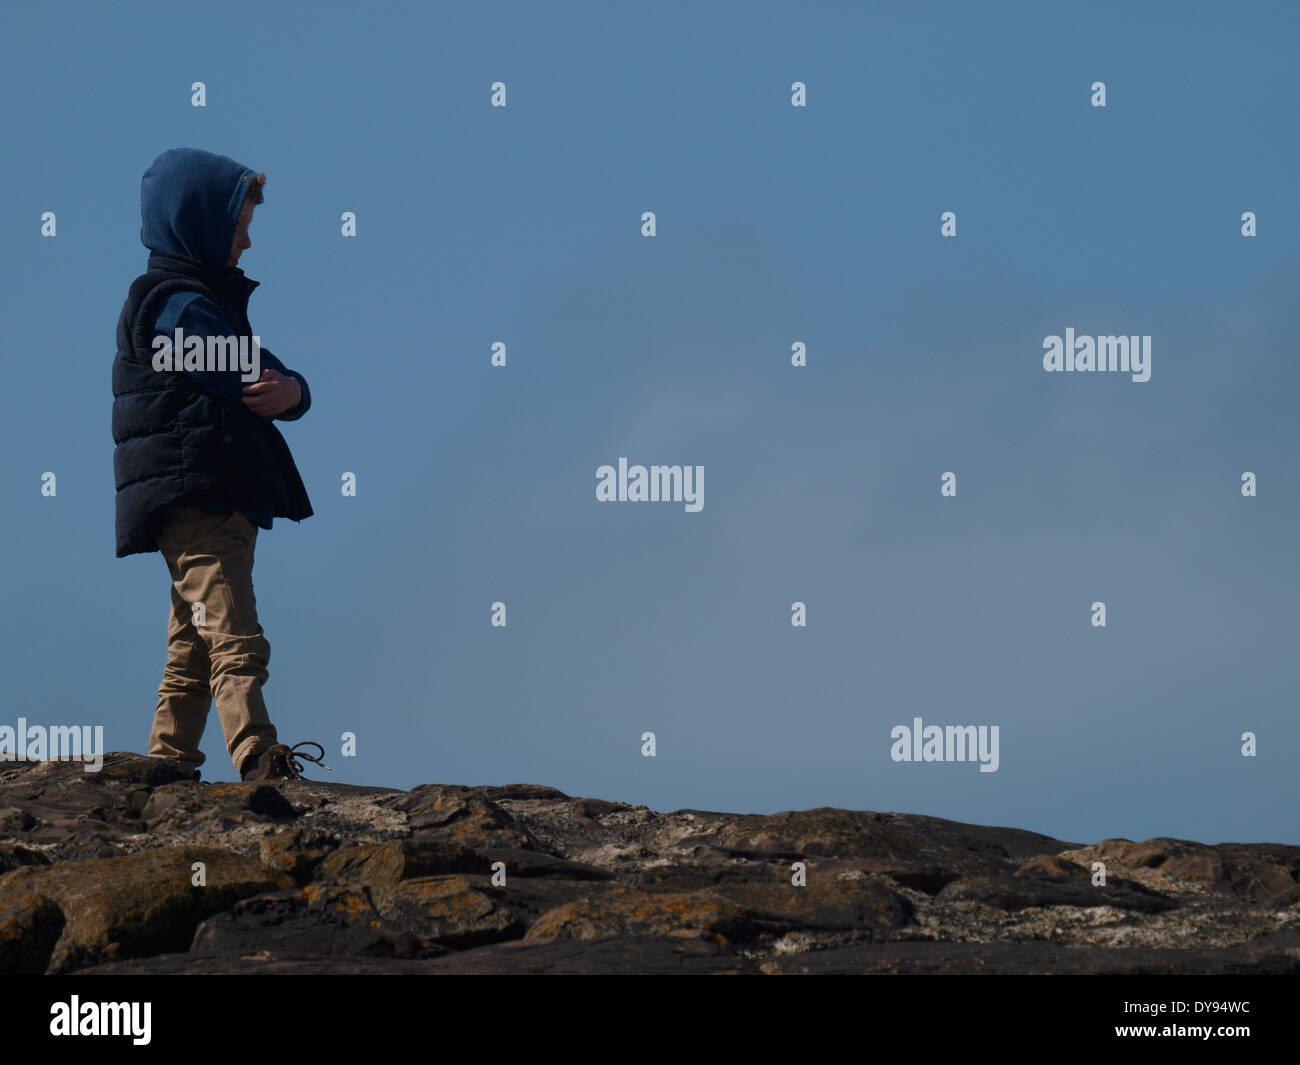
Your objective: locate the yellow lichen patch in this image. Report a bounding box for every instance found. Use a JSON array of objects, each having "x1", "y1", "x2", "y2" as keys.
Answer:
[
  {"x1": 333, "y1": 893, "x2": 370, "y2": 919},
  {"x1": 524, "y1": 888, "x2": 740, "y2": 942},
  {"x1": 203, "y1": 785, "x2": 250, "y2": 800}
]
